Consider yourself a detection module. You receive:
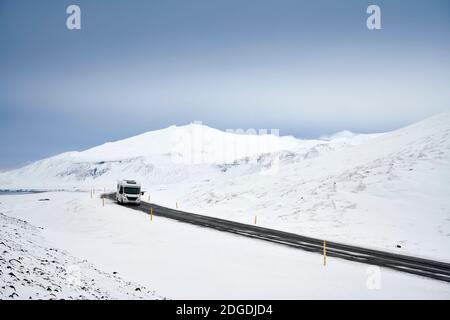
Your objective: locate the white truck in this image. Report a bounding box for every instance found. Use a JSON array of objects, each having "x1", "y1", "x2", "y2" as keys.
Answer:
[{"x1": 116, "y1": 180, "x2": 143, "y2": 205}]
